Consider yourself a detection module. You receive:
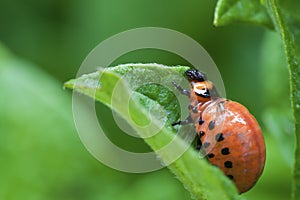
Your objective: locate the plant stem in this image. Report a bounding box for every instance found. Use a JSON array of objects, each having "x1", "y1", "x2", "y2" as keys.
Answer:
[{"x1": 265, "y1": 0, "x2": 300, "y2": 199}]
